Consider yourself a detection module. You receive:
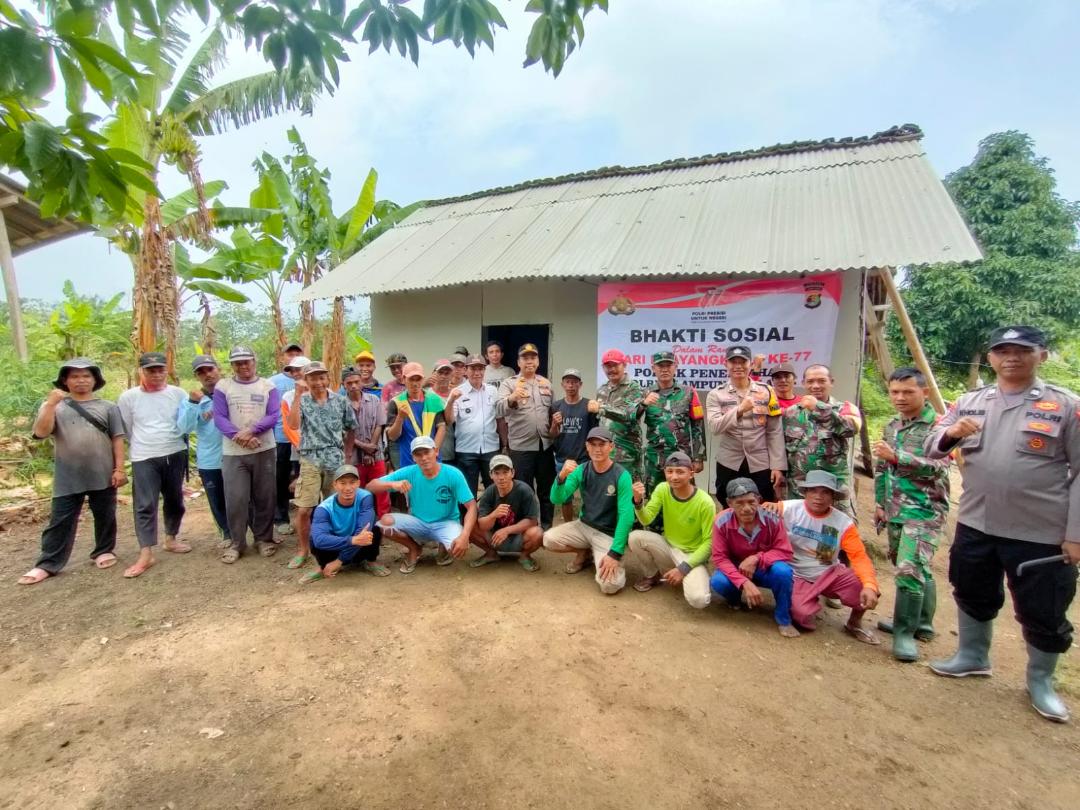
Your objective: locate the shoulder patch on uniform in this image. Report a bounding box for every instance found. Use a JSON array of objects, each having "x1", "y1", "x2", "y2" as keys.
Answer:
[{"x1": 1032, "y1": 400, "x2": 1061, "y2": 412}]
